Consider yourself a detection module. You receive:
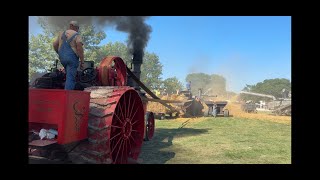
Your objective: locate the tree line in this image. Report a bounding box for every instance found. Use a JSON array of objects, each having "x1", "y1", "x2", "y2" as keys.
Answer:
[{"x1": 240, "y1": 78, "x2": 291, "y2": 102}]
